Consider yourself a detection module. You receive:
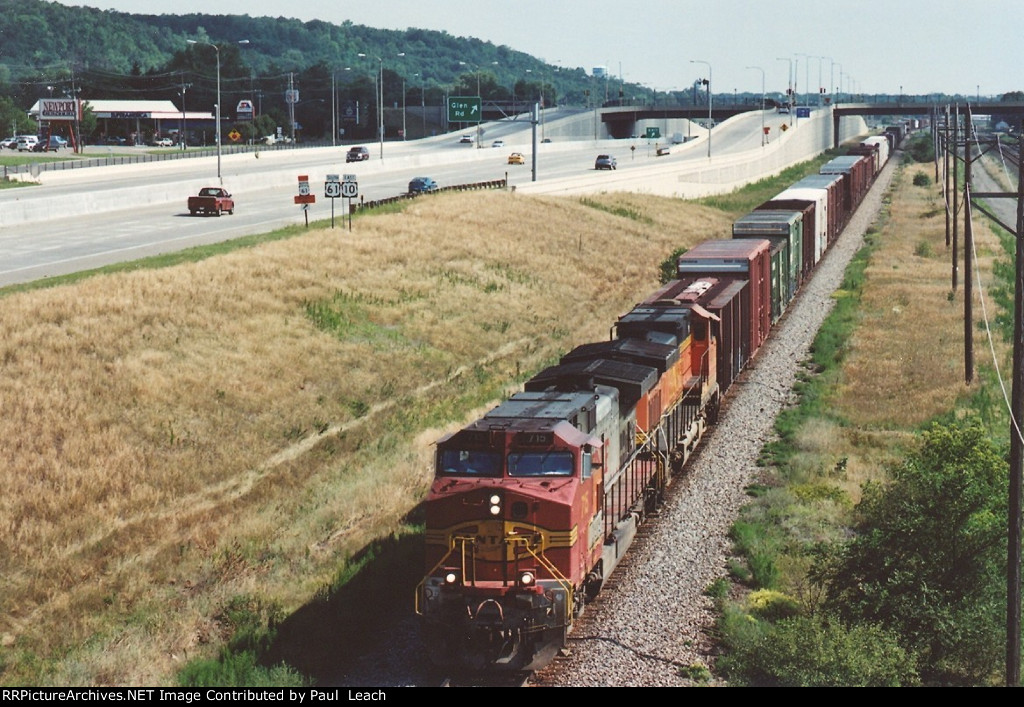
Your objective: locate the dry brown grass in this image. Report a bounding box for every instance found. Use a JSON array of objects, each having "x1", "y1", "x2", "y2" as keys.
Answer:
[
  {"x1": 806, "y1": 156, "x2": 1011, "y2": 503},
  {"x1": 0, "y1": 189, "x2": 731, "y2": 685}
]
